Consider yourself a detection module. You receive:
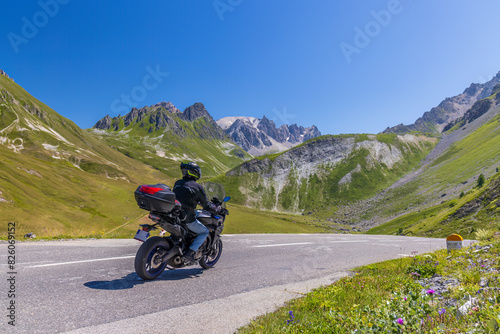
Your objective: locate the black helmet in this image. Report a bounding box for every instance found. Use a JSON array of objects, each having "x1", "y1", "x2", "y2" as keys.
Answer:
[{"x1": 180, "y1": 162, "x2": 201, "y2": 180}]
